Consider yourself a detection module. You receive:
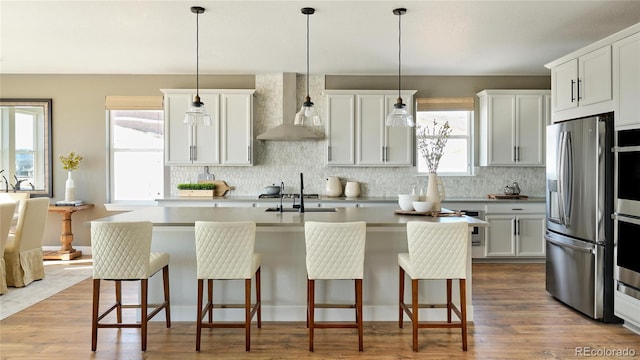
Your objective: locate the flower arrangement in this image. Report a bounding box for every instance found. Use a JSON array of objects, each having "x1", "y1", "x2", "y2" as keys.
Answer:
[
  {"x1": 417, "y1": 119, "x2": 452, "y2": 173},
  {"x1": 59, "y1": 152, "x2": 83, "y2": 171}
]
